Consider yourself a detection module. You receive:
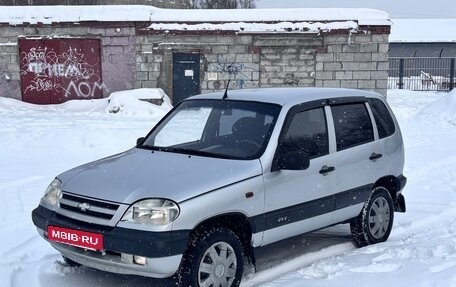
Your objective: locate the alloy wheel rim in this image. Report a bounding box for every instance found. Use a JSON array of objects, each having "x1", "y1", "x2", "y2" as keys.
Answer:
[
  {"x1": 198, "y1": 241, "x2": 237, "y2": 287},
  {"x1": 368, "y1": 197, "x2": 391, "y2": 239}
]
